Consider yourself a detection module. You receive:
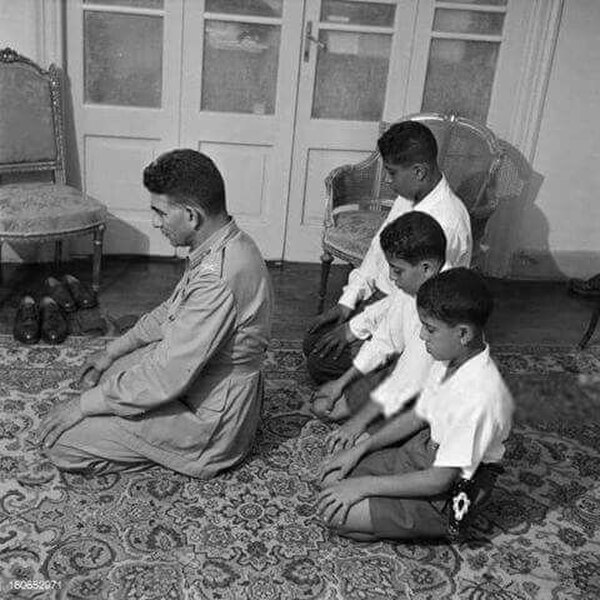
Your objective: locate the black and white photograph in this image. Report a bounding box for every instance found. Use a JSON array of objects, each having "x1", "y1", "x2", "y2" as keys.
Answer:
[{"x1": 0, "y1": 0, "x2": 599, "y2": 598}]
